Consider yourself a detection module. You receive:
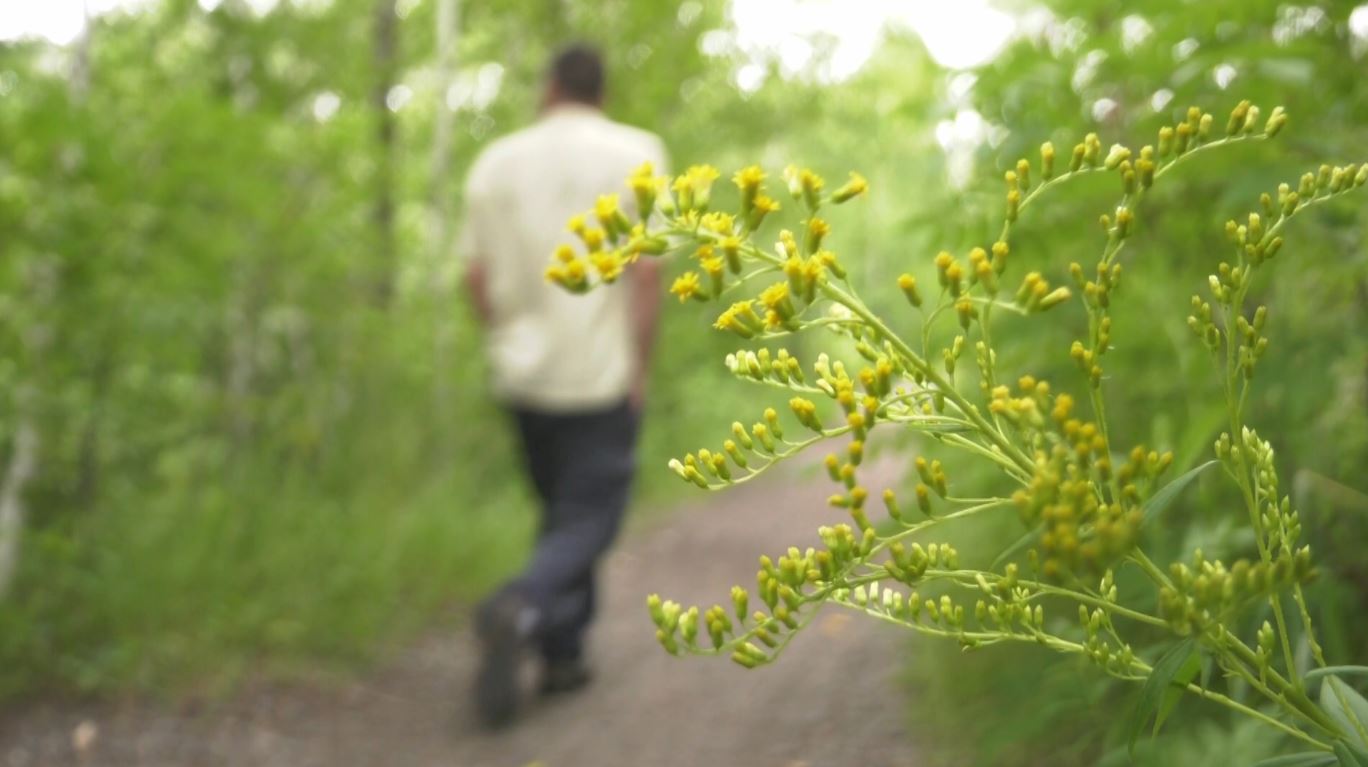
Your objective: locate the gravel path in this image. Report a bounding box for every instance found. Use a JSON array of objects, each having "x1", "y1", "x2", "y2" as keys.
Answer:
[{"x1": 0, "y1": 459, "x2": 917, "y2": 767}]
